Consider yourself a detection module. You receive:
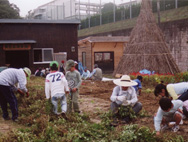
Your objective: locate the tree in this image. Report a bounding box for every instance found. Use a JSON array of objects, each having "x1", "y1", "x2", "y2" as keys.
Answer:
[
  {"x1": 102, "y1": 2, "x2": 117, "y2": 14},
  {"x1": 0, "y1": 0, "x2": 20, "y2": 19}
]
